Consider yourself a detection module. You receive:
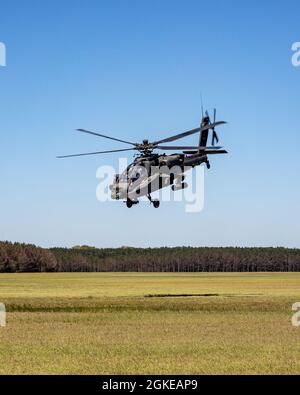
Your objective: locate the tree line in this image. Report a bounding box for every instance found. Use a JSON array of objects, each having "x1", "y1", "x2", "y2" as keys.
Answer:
[{"x1": 0, "y1": 241, "x2": 300, "y2": 272}]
